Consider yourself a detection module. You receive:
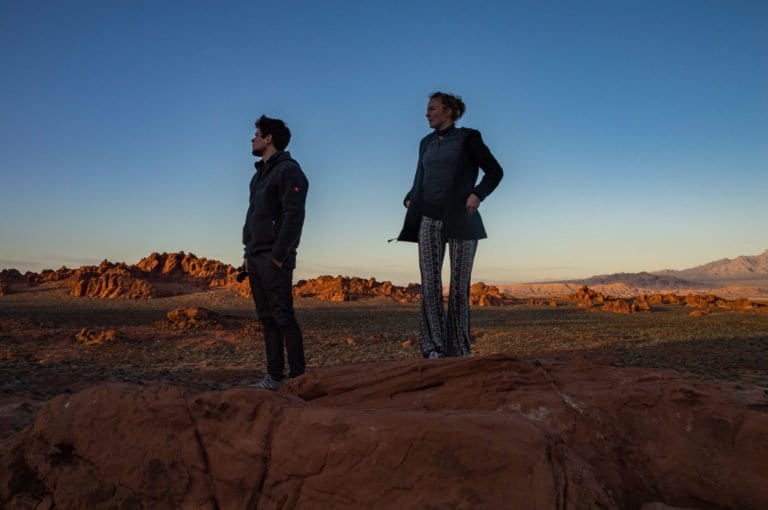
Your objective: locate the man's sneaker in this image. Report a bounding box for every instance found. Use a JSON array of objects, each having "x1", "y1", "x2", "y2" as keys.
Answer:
[
  {"x1": 251, "y1": 375, "x2": 284, "y2": 391},
  {"x1": 427, "y1": 350, "x2": 442, "y2": 360}
]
